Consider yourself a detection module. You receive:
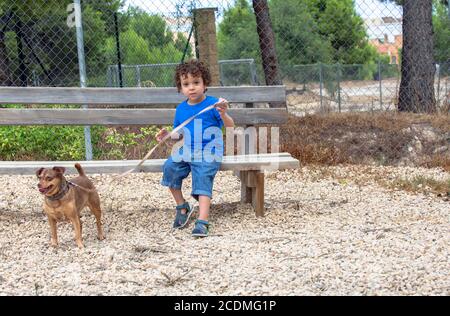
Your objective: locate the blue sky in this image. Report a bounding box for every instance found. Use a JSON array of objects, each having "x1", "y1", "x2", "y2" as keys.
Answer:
[{"x1": 355, "y1": 0, "x2": 402, "y2": 19}]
